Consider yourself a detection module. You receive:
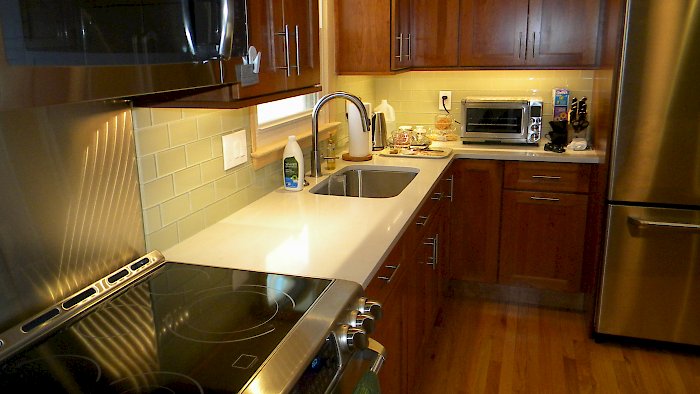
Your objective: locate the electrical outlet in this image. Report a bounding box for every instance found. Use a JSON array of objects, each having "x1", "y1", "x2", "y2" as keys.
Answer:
[{"x1": 439, "y1": 91, "x2": 452, "y2": 110}]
